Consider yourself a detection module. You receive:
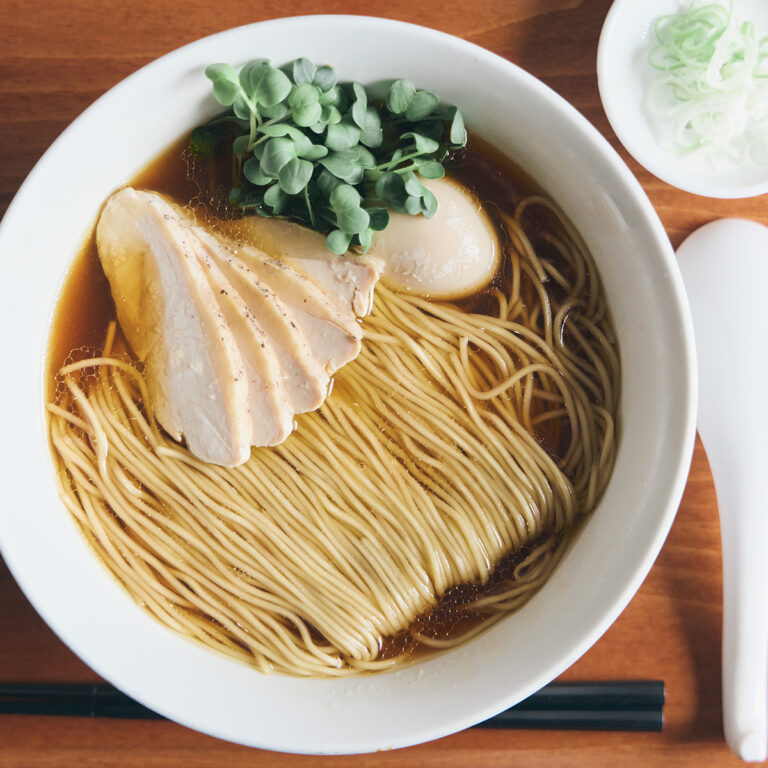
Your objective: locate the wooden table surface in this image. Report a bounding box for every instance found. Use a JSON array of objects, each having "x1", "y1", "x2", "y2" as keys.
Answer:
[{"x1": 0, "y1": 0, "x2": 764, "y2": 765}]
